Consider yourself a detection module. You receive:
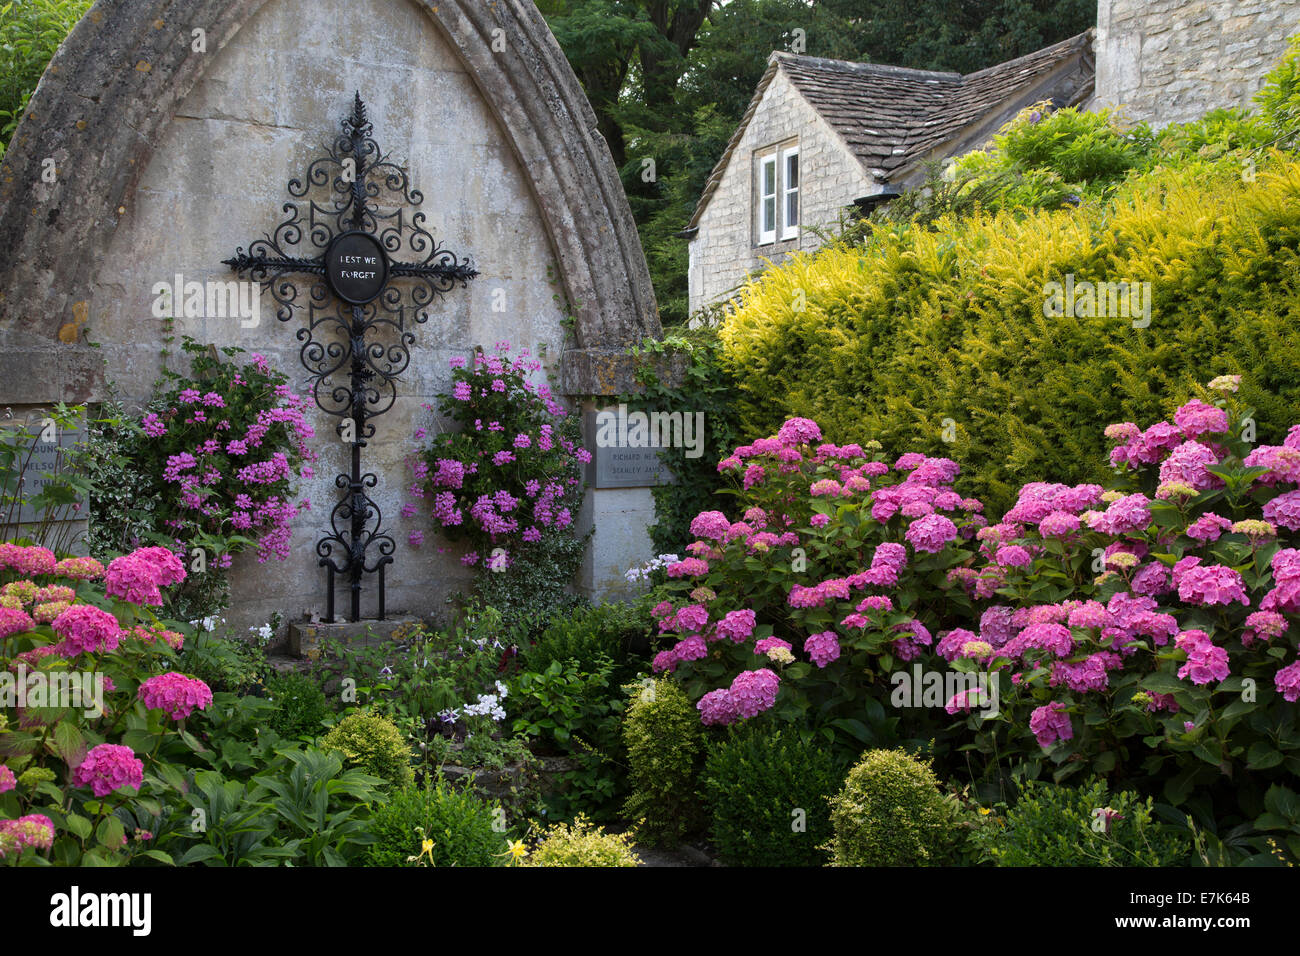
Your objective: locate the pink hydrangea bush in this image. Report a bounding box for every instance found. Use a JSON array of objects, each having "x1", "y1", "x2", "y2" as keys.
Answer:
[
  {"x1": 0, "y1": 543, "x2": 216, "y2": 865},
  {"x1": 942, "y1": 385, "x2": 1300, "y2": 811},
  {"x1": 653, "y1": 418, "x2": 983, "y2": 730}
]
